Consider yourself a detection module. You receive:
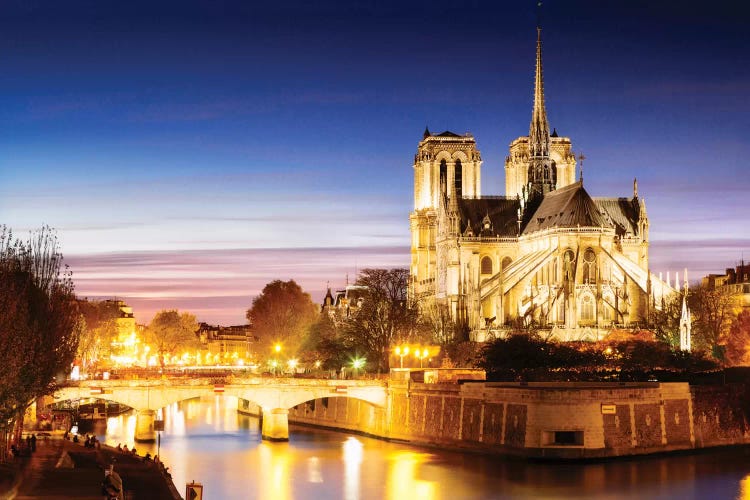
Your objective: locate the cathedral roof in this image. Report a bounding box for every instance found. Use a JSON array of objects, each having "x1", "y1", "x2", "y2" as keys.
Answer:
[
  {"x1": 457, "y1": 197, "x2": 520, "y2": 237},
  {"x1": 523, "y1": 181, "x2": 612, "y2": 234},
  {"x1": 436, "y1": 130, "x2": 463, "y2": 138},
  {"x1": 593, "y1": 197, "x2": 641, "y2": 236}
]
